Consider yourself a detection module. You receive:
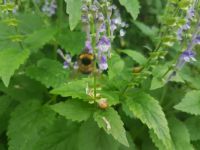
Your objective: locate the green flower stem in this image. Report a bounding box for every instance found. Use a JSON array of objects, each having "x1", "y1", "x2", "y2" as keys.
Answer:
[{"x1": 91, "y1": 15, "x2": 97, "y2": 100}]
